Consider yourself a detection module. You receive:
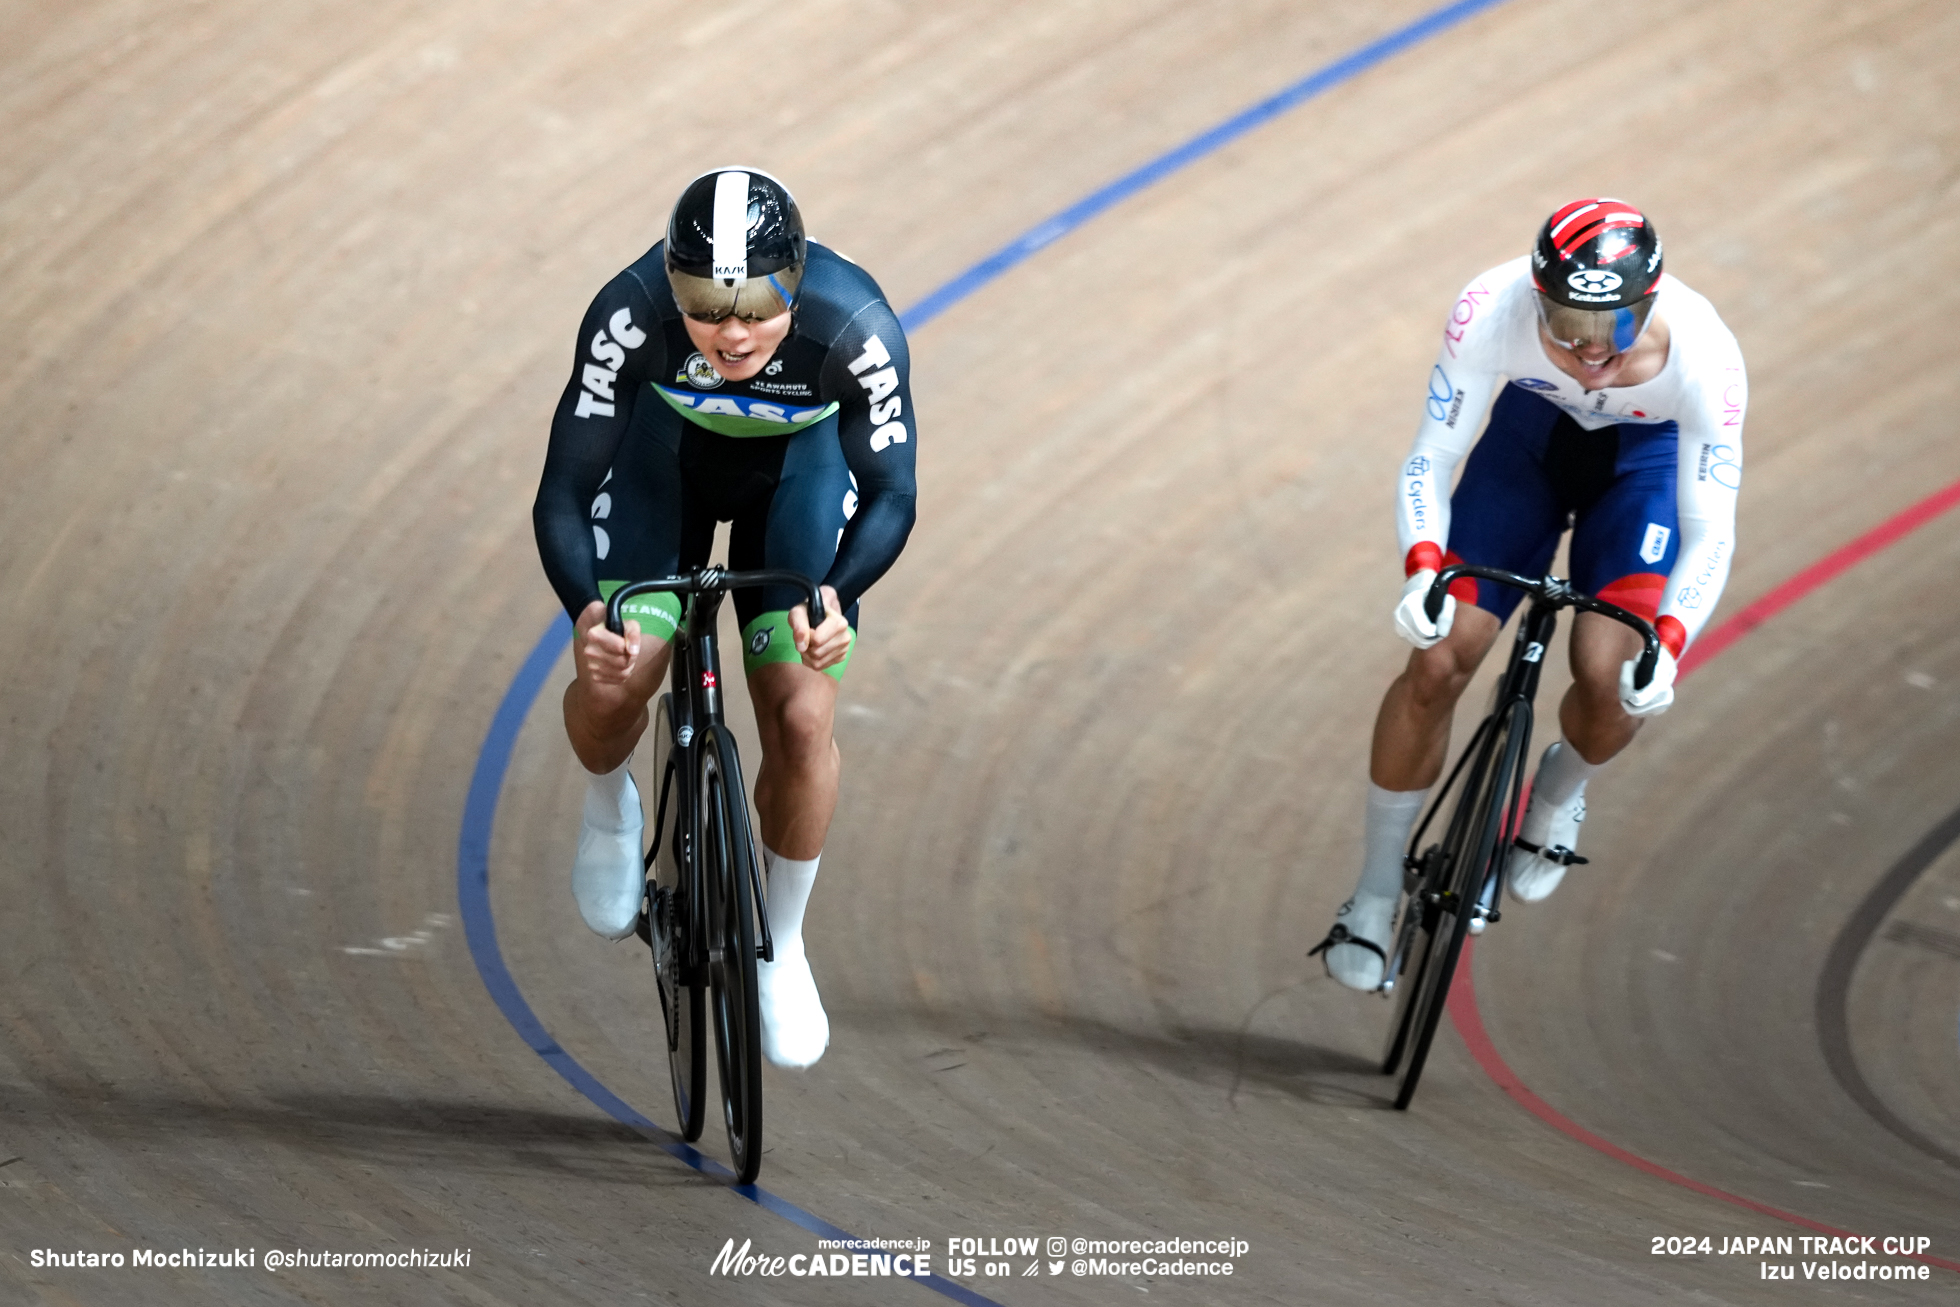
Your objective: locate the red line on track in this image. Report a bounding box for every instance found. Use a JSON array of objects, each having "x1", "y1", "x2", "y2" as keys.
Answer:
[
  {"x1": 1449, "y1": 474, "x2": 1960, "y2": 1275},
  {"x1": 1448, "y1": 946, "x2": 1960, "y2": 1271},
  {"x1": 1678, "y1": 476, "x2": 1960, "y2": 676}
]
